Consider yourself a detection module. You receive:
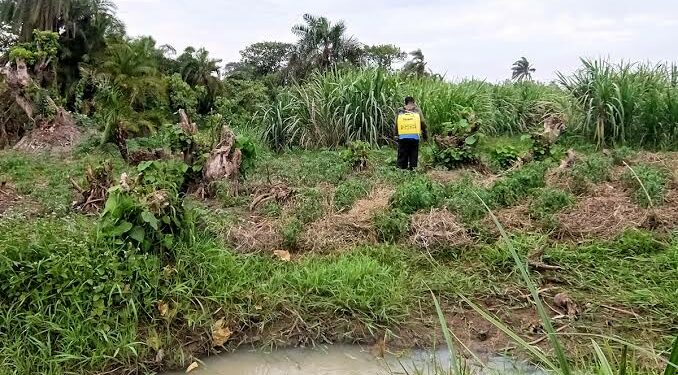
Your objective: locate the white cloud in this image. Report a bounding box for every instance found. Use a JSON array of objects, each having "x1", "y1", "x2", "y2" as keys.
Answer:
[{"x1": 114, "y1": 0, "x2": 678, "y2": 81}]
